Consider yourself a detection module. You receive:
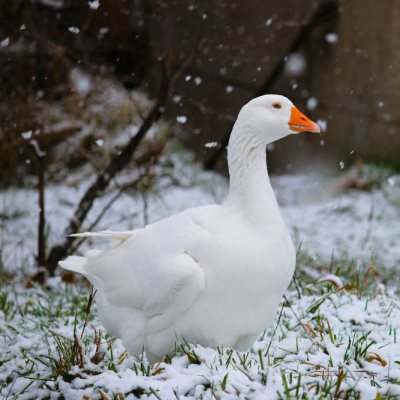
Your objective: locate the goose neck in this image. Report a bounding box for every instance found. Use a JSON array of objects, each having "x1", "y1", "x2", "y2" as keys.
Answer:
[{"x1": 224, "y1": 126, "x2": 280, "y2": 220}]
